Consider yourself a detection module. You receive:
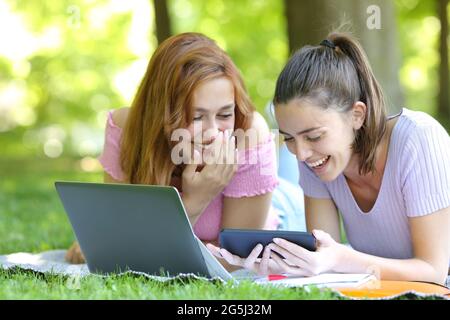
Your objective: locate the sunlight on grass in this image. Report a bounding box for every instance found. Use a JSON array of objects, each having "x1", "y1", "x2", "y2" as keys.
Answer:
[
  {"x1": 0, "y1": 158, "x2": 102, "y2": 254},
  {"x1": 0, "y1": 269, "x2": 343, "y2": 300}
]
